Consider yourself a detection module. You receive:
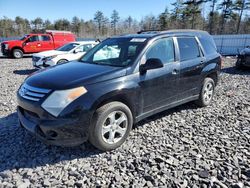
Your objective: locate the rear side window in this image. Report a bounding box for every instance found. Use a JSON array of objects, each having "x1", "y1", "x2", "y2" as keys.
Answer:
[
  {"x1": 41, "y1": 35, "x2": 51, "y2": 41},
  {"x1": 145, "y1": 38, "x2": 175, "y2": 64},
  {"x1": 177, "y1": 37, "x2": 200, "y2": 61}
]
